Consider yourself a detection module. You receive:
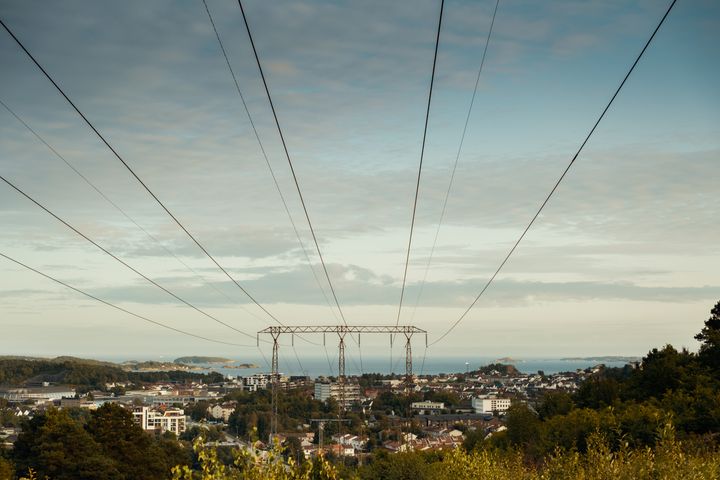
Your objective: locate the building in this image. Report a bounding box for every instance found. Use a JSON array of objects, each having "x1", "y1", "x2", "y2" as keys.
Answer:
[
  {"x1": 313, "y1": 382, "x2": 360, "y2": 408},
  {"x1": 132, "y1": 407, "x2": 187, "y2": 435},
  {"x1": 471, "y1": 396, "x2": 511, "y2": 414},
  {"x1": 331, "y1": 433, "x2": 368, "y2": 452},
  {"x1": 0, "y1": 385, "x2": 75, "y2": 403},
  {"x1": 243, "y1": 374, "x2": 271, "y2": 392},
  {"x1": 208, "y1": 402, "x2": 236, "y2": 422},
  {"x1": 59, "y1": 398, "x2": 98, "y2": 410},
  {"x1": 410, "y1": 401, "x2": 445, "y2": 414}
]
